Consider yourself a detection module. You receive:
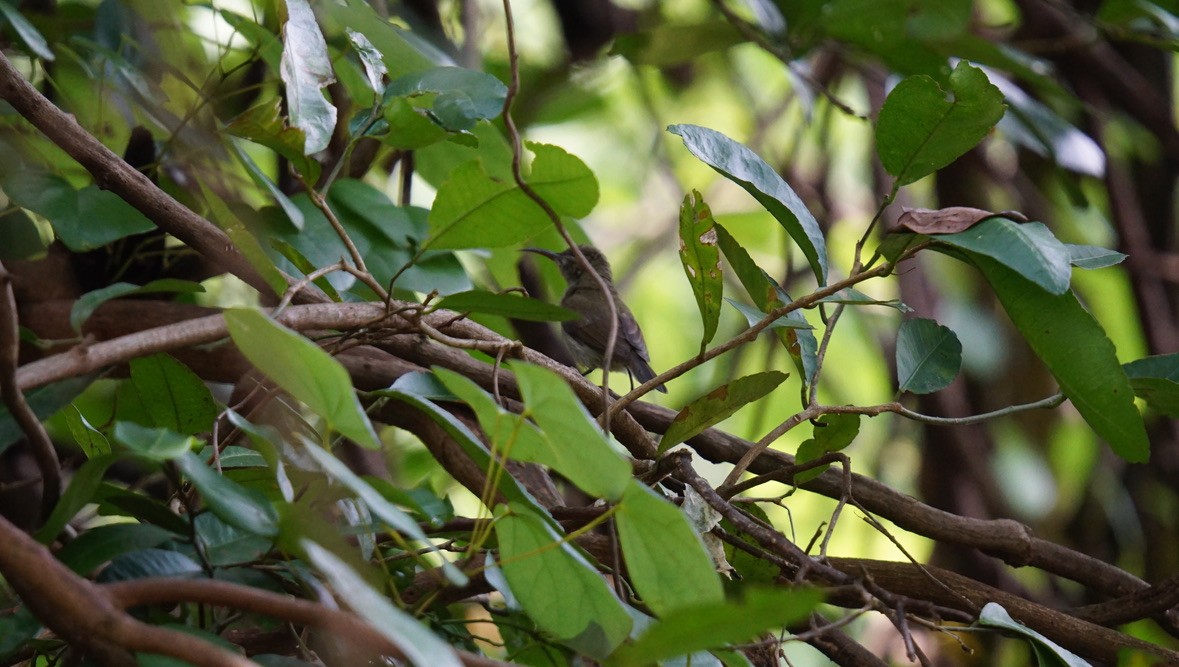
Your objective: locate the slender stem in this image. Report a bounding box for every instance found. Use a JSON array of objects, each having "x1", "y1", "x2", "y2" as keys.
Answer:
[{"x1": 499, "y1": 0, "x2": 620, "y2": 430}]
